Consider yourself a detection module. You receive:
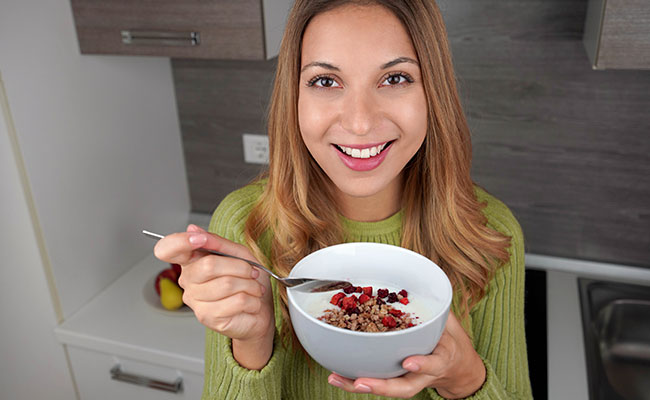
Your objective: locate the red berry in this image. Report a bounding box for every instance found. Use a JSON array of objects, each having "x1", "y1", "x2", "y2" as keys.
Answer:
[
  {"x1": 399, "y1": 297, "x2": 410, "y2": 305},
  {"x1": 341, "y1": 295, "x2": 358, "y2": 310},
  {"x1": 358, "y1": 294, "x2": 371, "y2": 304},
  {"x1": 343, "y1": 286, "x2": 356, "y2": 294},
  {"x1": 377, "y1": 288, "x2": 389, "y2": 298},
  {"x1": 362, "y1": 286, "x2": 373, "y2": 296},
  {"x1": 330, "y1": 292, "x2": 345, "y2": 306},
  {"x1": 407, "y1": 322, "x2": 414, "y2": 328},
  {"x1": 355, "y1": 286, "x2": 363, "y2": 293},
  {"x1": 381, "y1": 316, "x2": 397, "y2": 328},
  {"x1": 389, "y1": 308, "x2": 403, "y2": 317},
  {"x1": 387, "y1": 292, "x2": 398, "y2": 303},
  {"x1": 398, "y1": 289, "x2": 408, "y2": 298}
]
